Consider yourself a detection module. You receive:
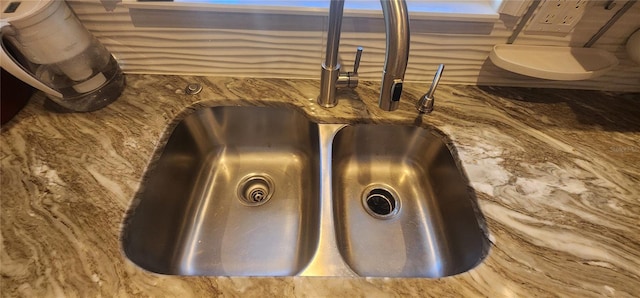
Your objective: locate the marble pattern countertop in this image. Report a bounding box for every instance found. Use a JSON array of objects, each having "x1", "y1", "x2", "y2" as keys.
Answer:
[{"x1": 1, "y1": 75, "x2": 639, "y2": 297}]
